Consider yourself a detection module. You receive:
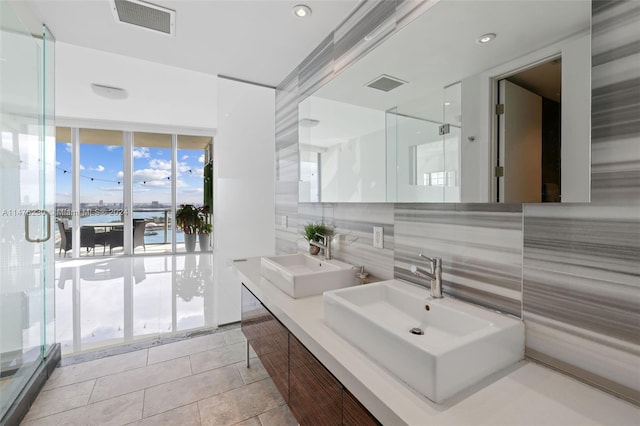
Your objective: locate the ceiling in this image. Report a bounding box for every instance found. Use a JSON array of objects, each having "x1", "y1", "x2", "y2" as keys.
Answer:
[
  {"x1": 24, "y1": 0, "x2": 360, "y2": 87},
  {"x1": 314, "y1": 0, "x2": 590, "y2": 120}
]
